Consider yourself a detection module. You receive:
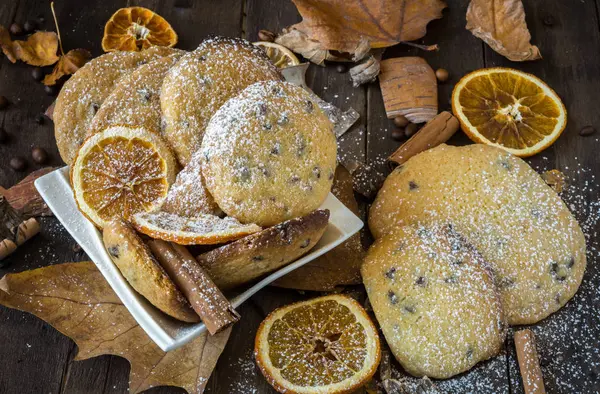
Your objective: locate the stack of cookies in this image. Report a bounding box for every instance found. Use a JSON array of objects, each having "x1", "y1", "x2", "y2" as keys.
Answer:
[
  {"x1": 53, "y1": 37, "x2": 337, "y2": 326},
  {"x1": 364, "y1": 143, "x2": 586, "y2": 378}
]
